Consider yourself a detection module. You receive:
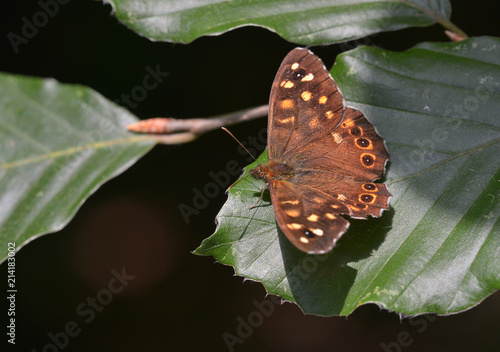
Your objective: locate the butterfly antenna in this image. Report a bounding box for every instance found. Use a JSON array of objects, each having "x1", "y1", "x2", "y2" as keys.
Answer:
[{"x1": 221, "y1": 127, "x2": 256, "y2": 161}]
